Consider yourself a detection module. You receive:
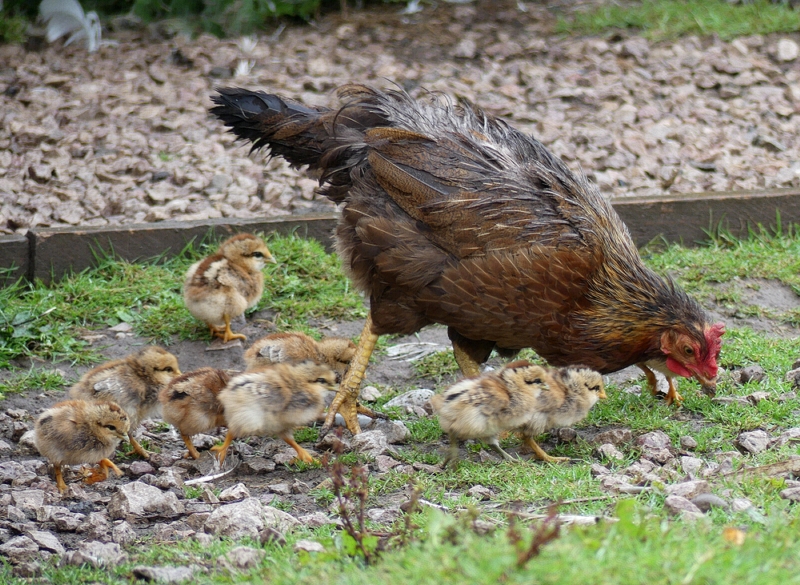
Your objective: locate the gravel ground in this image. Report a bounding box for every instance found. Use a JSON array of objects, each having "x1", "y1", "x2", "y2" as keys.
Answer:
[{"x1": 2, "y1": 0, "x2": 800, "y2": 235}]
